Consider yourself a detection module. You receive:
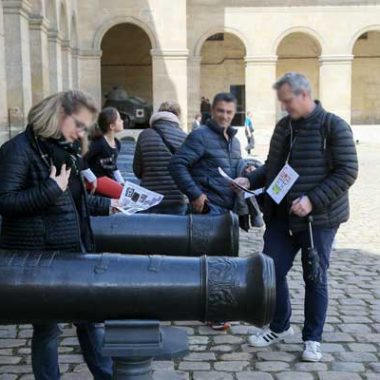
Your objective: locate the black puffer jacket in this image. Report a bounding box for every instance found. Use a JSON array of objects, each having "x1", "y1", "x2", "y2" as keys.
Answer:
[
  {"x1": 247, "y1": 101, "x2": 358, "y2": 232},
  {"x1": 133, "y1": 113, "x2": 188, "y2": 208},
  {"x1": 0, "y1": 128, "x2": 110, "y2": 252},
  {"x1": 169, "y1": 119, "x2": 242, "y2": 210}
]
